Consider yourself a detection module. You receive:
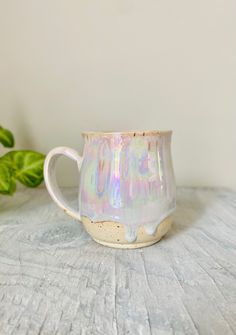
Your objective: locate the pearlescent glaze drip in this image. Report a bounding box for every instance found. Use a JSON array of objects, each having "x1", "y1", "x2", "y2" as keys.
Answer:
[{"x1": 79, "y1": 132, "x2": 176, "y2": 242}]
